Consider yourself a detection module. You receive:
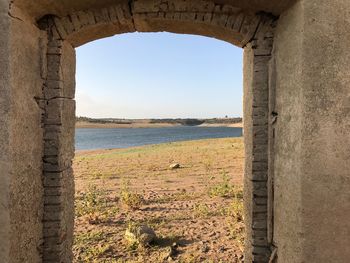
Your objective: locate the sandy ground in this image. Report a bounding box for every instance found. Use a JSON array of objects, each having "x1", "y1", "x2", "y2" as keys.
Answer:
[
  {"x1": 75, "y1": 121, "x2": 243, "y2": 129},
  {"x1": 73, "y1": 138, "x2": 244, "y2": 262}
]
